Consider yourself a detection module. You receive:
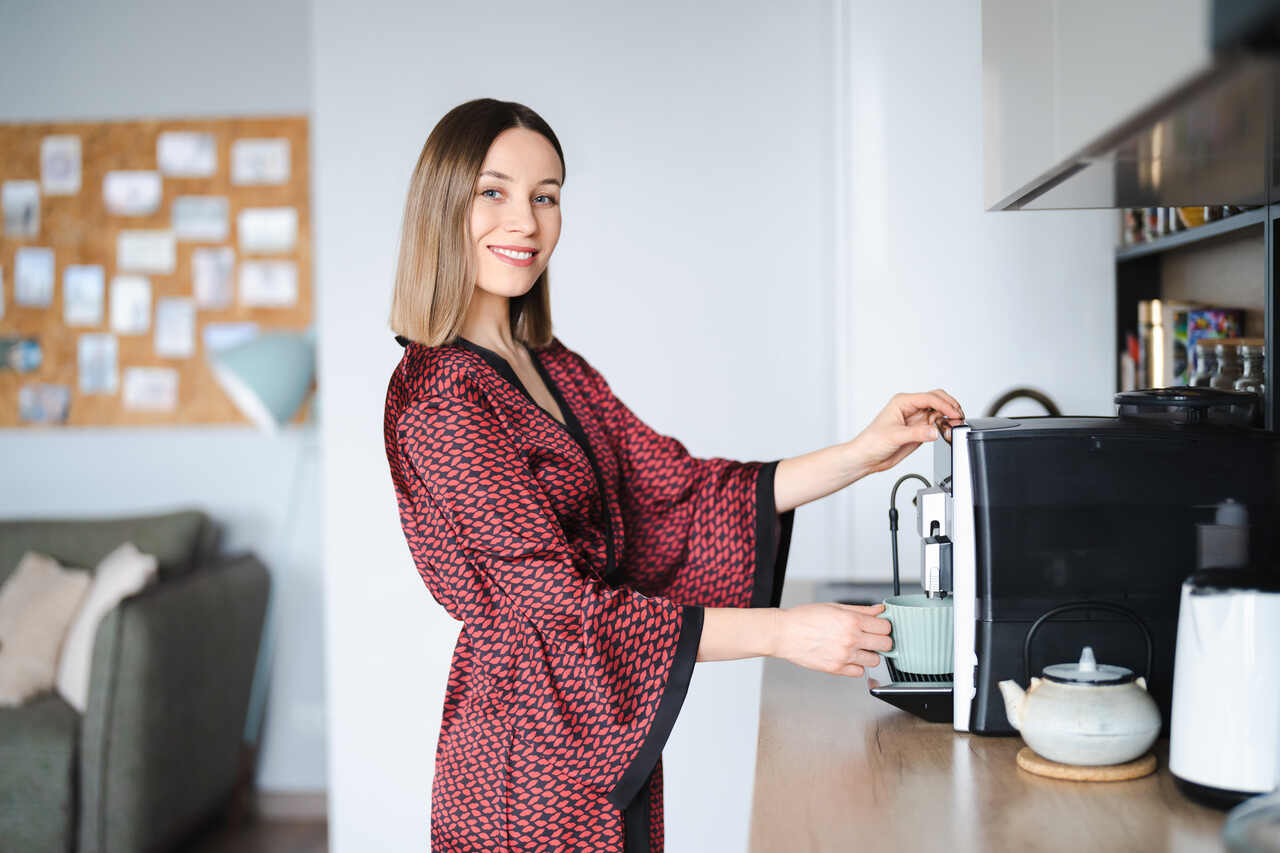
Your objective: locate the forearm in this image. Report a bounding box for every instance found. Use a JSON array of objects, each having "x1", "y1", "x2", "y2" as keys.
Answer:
[
  {"x1": 772, "y1": 441, "x2": 869, "y2": 515},
  {"x1": 697, "y1": 602, "x2": 893, "y2": 676},
  {"x1": 696, "y1": 607, "x2": 781, "y2": 662}
]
